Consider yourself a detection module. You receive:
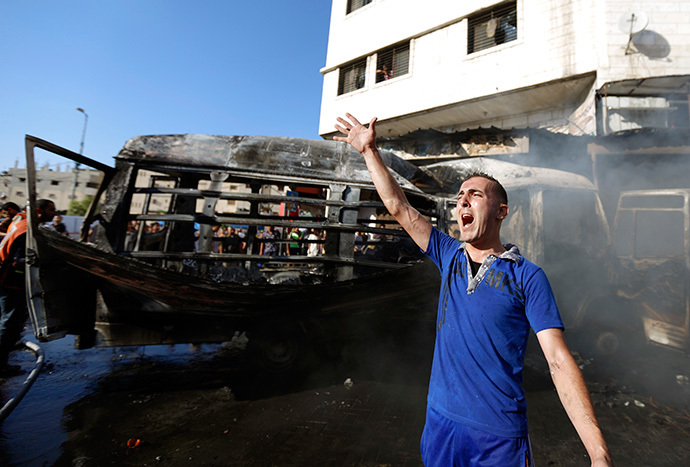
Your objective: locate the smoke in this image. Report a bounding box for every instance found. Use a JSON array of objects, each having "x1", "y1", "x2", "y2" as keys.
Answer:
[{"x1": 386, "y1": 127, "x2": 690, "y2": 408}]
